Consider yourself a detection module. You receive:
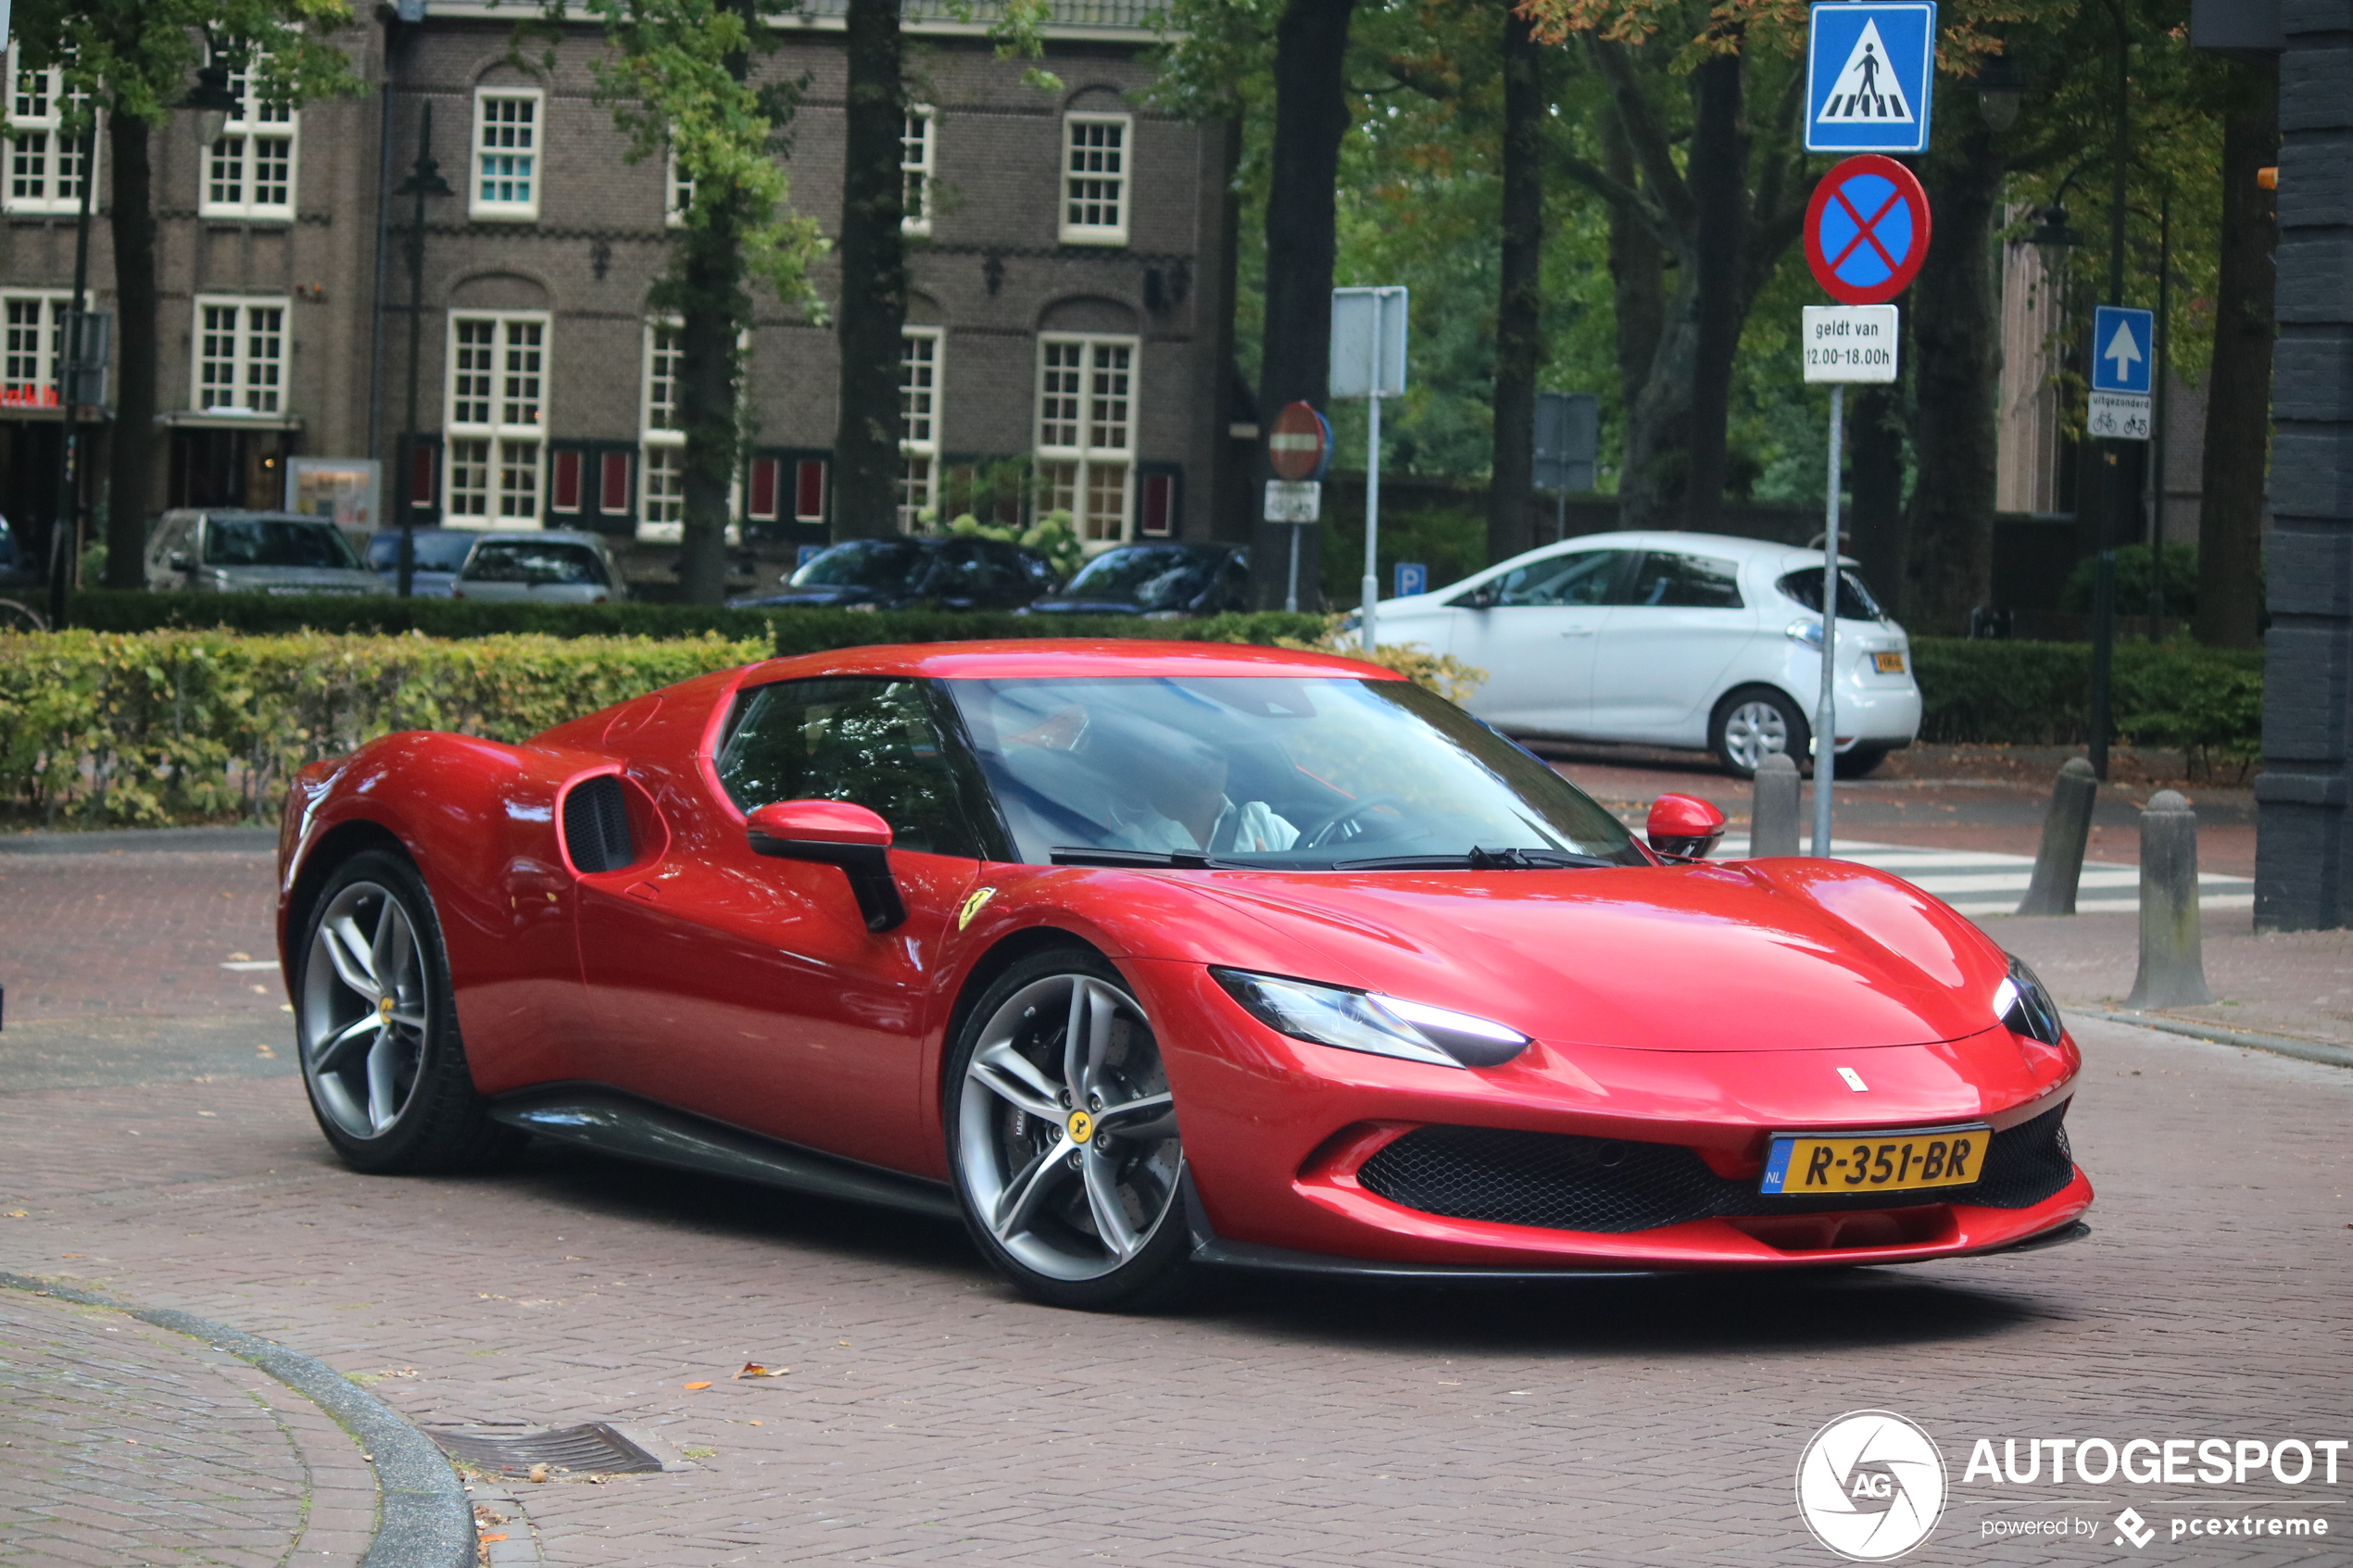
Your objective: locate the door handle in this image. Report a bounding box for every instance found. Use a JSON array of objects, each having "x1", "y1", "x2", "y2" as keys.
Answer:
[{"x1": 1560, "y1": 626, "x2": 1595, "y2": 637}]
